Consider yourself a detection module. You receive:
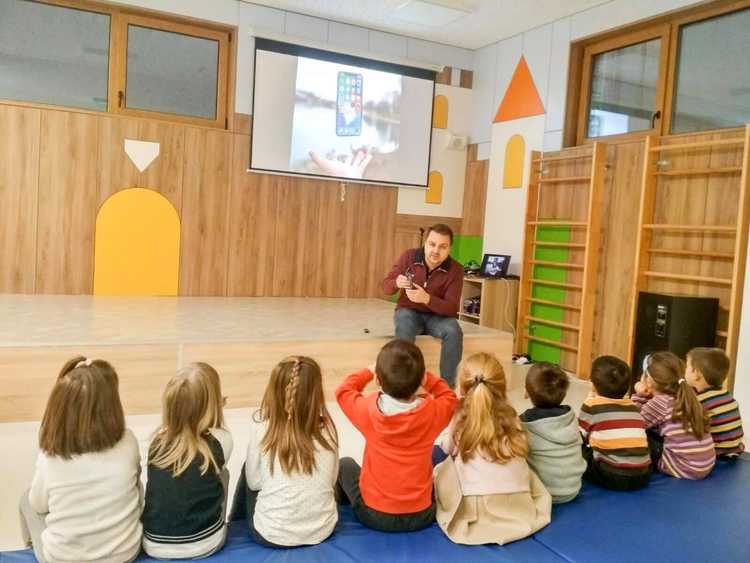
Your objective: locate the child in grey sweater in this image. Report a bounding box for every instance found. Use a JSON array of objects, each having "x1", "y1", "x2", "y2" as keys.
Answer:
[{"x1": 520, "y1": 363, "x2": 586, "y2": 503}]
